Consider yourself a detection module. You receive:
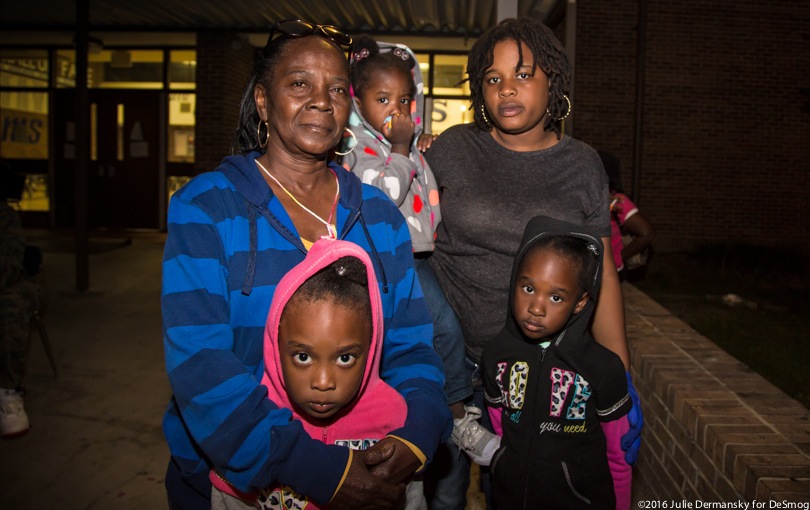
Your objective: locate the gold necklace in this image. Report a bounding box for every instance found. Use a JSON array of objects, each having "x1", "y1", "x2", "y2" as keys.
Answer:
[{"x1": 255, "y1": 158, "x2": 339, "y2": 240}]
